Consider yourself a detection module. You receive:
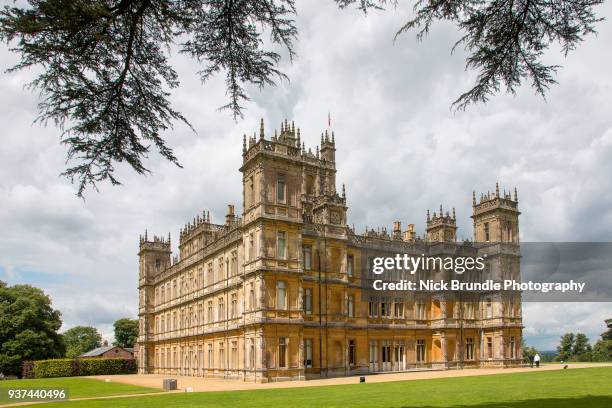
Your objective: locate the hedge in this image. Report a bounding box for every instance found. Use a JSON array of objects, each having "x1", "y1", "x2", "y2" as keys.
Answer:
[{"x1": 24, "y1": 358, "x2": 136, "y2": 379}]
